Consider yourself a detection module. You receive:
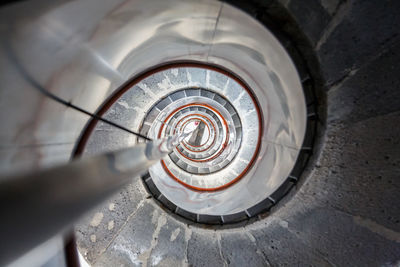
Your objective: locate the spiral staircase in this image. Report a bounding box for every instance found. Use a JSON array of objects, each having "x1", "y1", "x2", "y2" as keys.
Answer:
[{"x1": 0, "y1": 0, "x2": 399, "y2": 266}]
